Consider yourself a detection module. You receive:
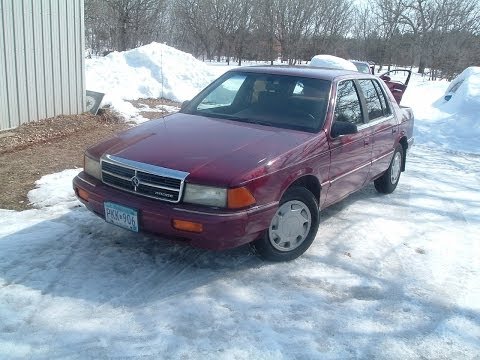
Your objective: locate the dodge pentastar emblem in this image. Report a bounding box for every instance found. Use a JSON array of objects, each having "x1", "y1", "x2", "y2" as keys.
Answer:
[{"x1": 131, "y1": 176, "x2": 140, "y2": 187}]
